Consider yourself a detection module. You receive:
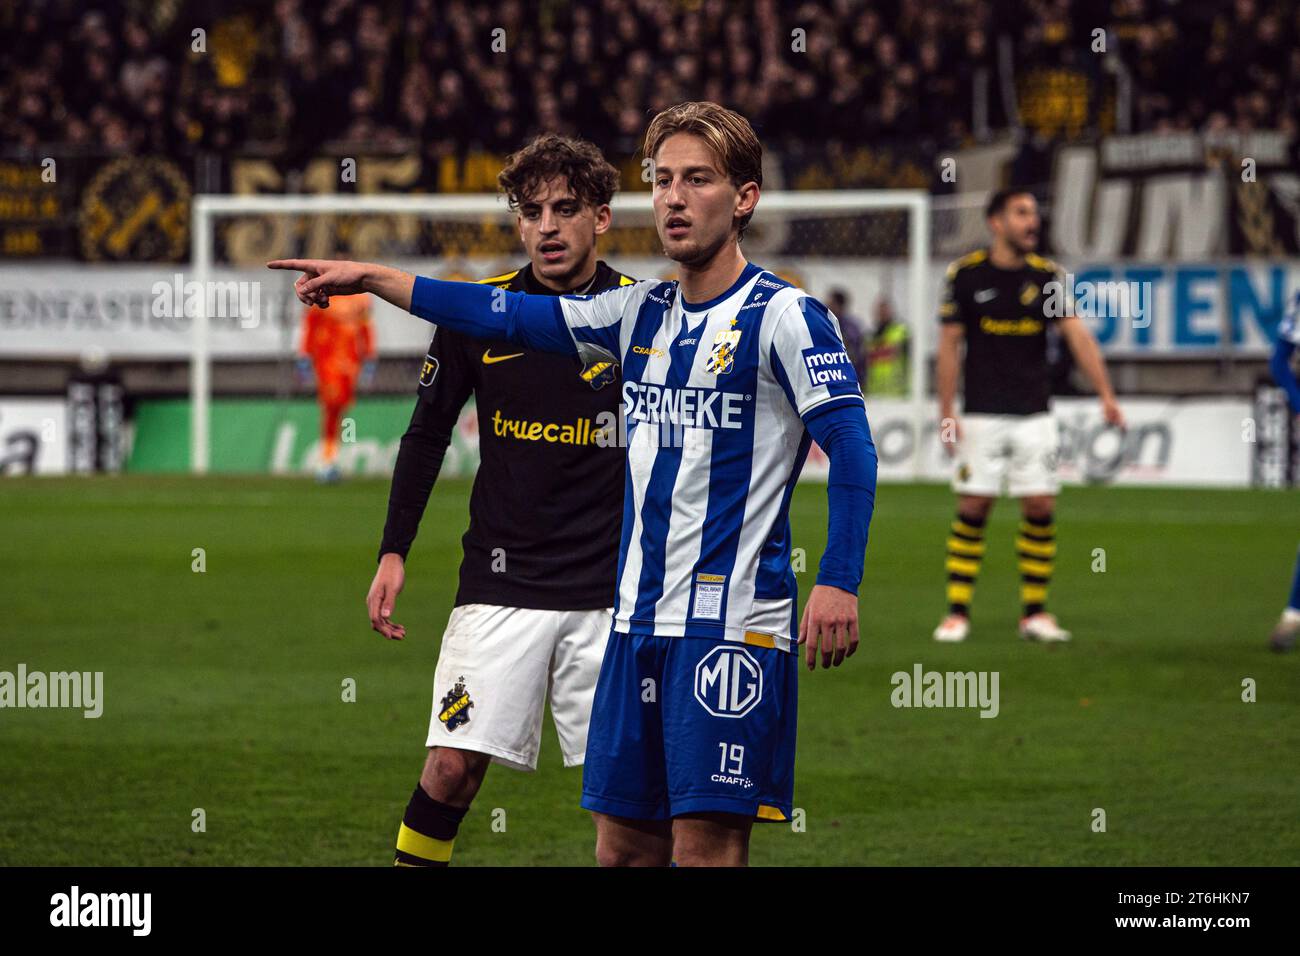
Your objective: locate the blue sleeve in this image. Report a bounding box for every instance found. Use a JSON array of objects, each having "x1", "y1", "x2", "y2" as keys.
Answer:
[
  {"x1": 408, "y1": 276, "x2": 577, "y2": 356},
  {"x1": 1270, "y1": 338, "x2": 1300, "y2": 414},
  {"x1": 803, "y1": 401, "x2": 878, "y2": 594}
]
